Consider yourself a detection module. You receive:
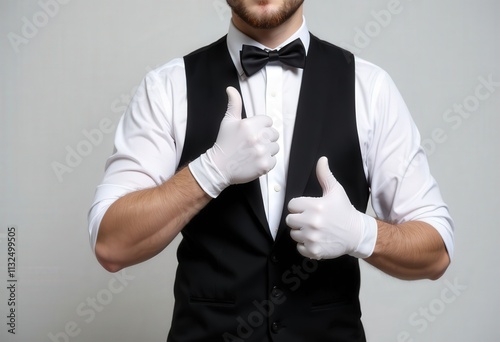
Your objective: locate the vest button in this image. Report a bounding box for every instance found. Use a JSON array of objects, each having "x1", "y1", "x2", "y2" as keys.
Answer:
[
  {"x1": 271, "y1": 286, "x2": 284, "y2": 298},
  {"x1": 271, "y1": 321, "x2": 280, "y2": 333},
  {"x1": 271, "y1": 254, "x2": 279, "y2": 263}
]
